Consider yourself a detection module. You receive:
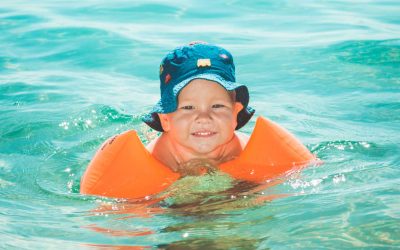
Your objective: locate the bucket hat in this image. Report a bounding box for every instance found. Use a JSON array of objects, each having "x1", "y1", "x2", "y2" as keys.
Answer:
[{"x1": 142, "y1": 42, "x2": 255, "y2": 132}]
